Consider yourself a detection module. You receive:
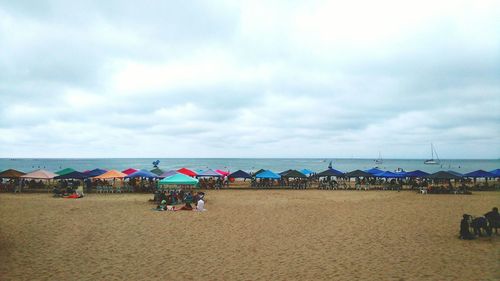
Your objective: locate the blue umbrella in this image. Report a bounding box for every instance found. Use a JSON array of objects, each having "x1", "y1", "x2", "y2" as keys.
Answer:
[
  {"x1": 126, "y1": 169, "x2": 159, "y2": 179},
  {"x1": 406, "y1": 170, "x2": 430, "y2": 178},
  {"x1": 374, "y1": 171, "x2": 404, "y2": 178},
  {"x1": 228, "y1": 170, "x2": 252, "y2": 179},
  {"x1": 489, "y1": 169, "x2": 500, "y2": 177},
  {"x1": 84, "y1": 168, "x2": 107, "y2": 177},
  {"x1": 463, "y1": 170, "x2": 495, "y2": 178},
  {"x1": 300, "y1": 169, "x2": 315, "y2": 176},
  {"x1": 255, "y1": 170, "x2": 281, "y2": 179},
  {"x1": 365, "y1": 168, "x2": 384, "y2": 175}
]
